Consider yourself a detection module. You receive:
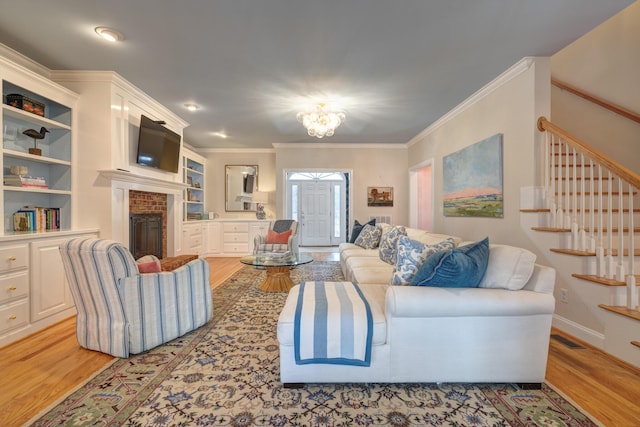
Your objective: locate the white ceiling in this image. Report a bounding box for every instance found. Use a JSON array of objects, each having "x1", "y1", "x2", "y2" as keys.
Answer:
[{"x1": 0, "y1": 0, "x2": 633, "y2": 149}]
